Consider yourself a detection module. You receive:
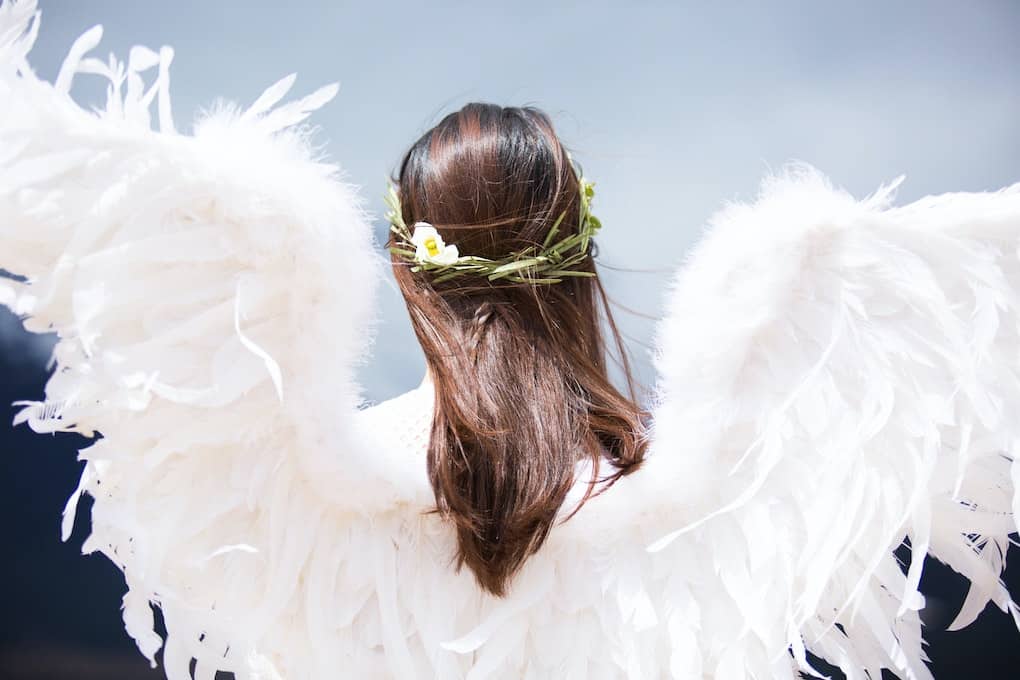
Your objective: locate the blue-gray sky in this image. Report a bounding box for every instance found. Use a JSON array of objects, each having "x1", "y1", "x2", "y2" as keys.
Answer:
[{"x1": 20, "y1": 0, "x2": 1020, "y2": 401}]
